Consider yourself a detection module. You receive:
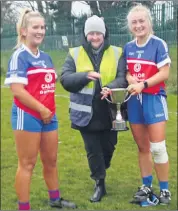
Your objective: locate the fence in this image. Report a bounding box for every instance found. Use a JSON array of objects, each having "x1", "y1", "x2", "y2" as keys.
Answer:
[{"x1": 1, "y1": 2, "x2": 177, "y2": 51}]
